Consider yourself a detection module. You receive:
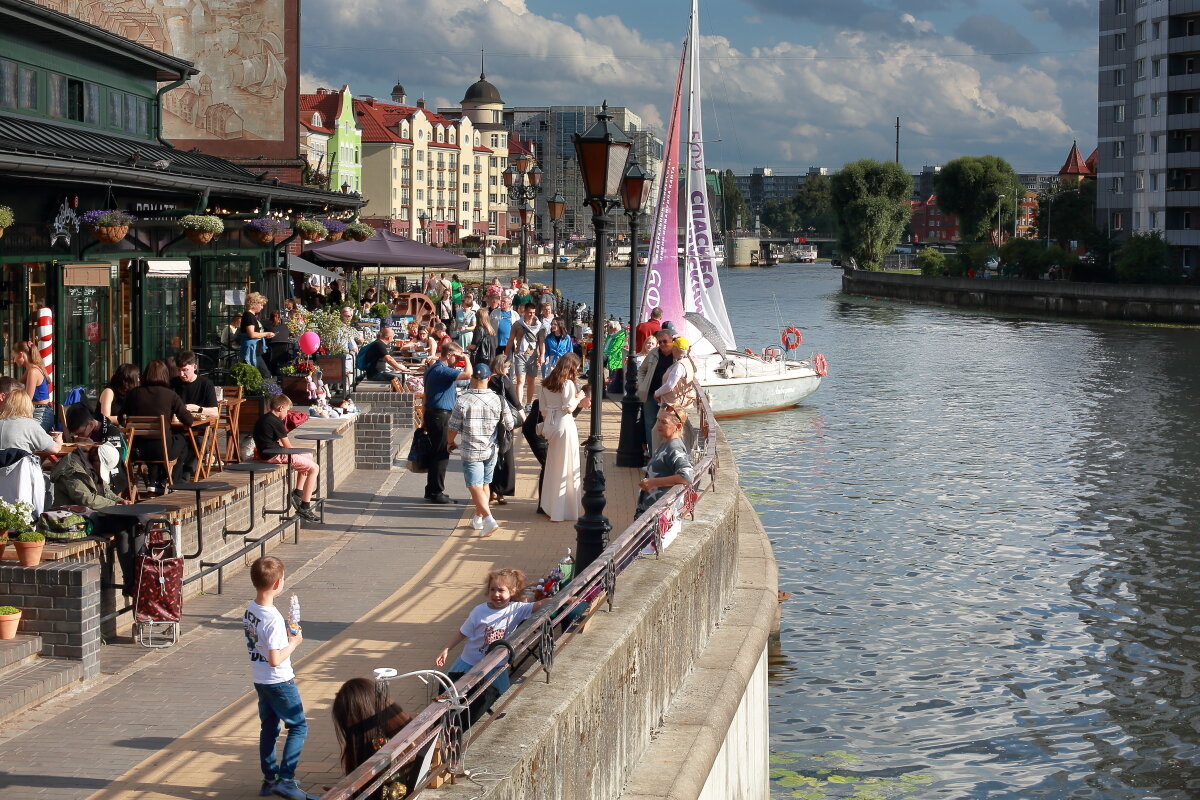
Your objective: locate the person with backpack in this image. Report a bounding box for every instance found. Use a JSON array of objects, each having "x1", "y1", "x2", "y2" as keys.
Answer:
[{"x1": 357, "y1": 327, "x2": 410, "y2": 386}]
